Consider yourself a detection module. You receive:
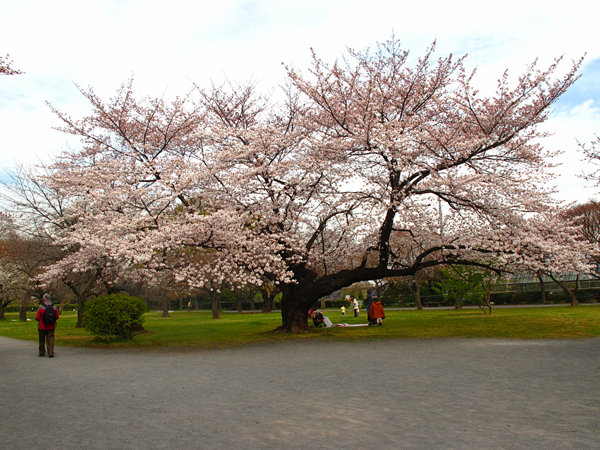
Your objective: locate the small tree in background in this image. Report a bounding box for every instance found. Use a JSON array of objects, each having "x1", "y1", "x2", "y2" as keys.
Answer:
[
  {"x1": 83, "y1": 293, "x2": 149, "y2": 340},
  {"x1": 433, "y1": 266, "x2": 498, "y2": 313}
]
